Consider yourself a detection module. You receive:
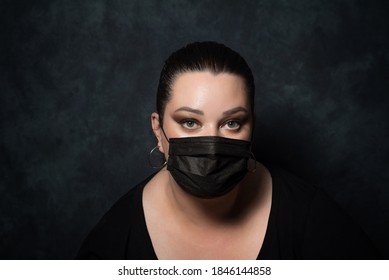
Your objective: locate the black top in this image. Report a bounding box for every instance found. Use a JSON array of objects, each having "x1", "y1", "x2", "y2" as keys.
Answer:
[{"x1": 77, "y1": 166, "x2": 380, "y2": 259}]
